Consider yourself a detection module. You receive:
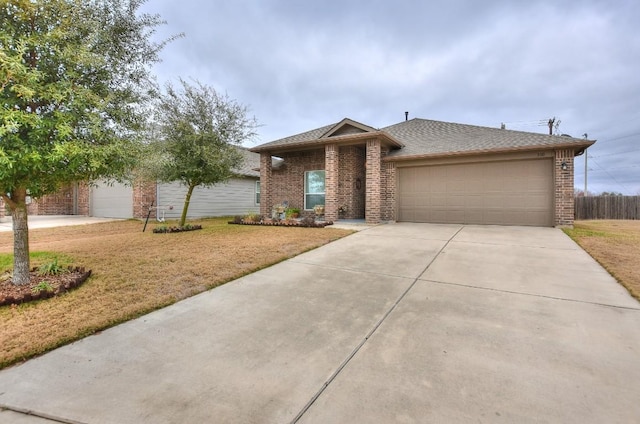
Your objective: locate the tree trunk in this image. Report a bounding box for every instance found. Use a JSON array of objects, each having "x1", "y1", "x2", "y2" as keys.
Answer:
[
  {"x1": 180, "y1": 184, "x2": 196, "y2": 227},
  {"x1": 10, "y1": 188, "x2": 30, "y2": 286}
]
